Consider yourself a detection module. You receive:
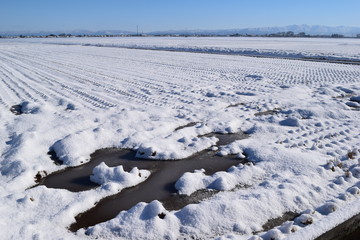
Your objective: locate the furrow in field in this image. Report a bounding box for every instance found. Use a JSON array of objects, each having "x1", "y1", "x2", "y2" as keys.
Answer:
[
  {"x1": 0, "y1": 51, "x2": 100, "y2": 110},
  {"x1": 3, "y1": 49, "x2": 163, "y2": 107},
  {"x1": 0, "y1": 63, "x2": 35, "y2": 103},
  {"x1": 0, "y1": 70, "x2": 23, "y2": 107},
  {"x1": 5, "y1": 47, "x2": 256, "y2": 100},
  {"x1": 0, "y1": 55, "x2": 50, "y2": 101},
  {"x1": 0, "y1": 50, "x2": 122, "y2": 109},
  {"x1": 2, "y1": 47, "x2": 202, "y2": 107},
  {"x1": 1, "y1": 44, "x2": 360, "y2": 113}
]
